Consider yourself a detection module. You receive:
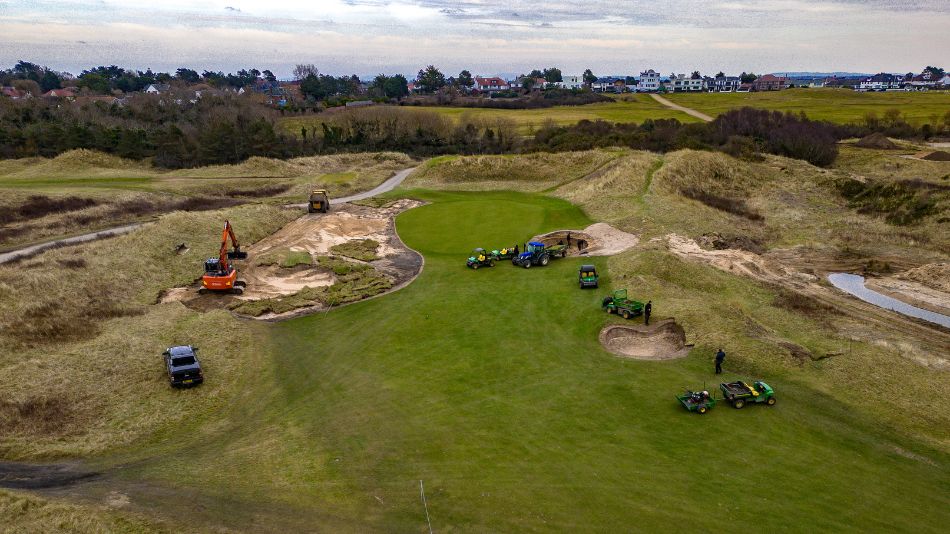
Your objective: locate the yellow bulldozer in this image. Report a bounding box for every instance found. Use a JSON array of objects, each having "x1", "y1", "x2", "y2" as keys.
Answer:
[{"x1": 308, "y1": 189, "x2": 330, "y2": 213}]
